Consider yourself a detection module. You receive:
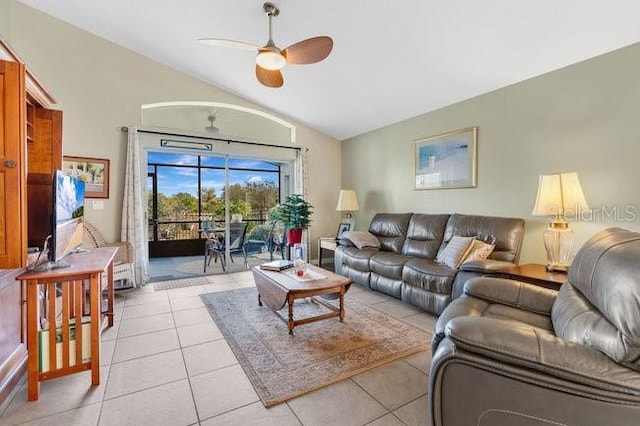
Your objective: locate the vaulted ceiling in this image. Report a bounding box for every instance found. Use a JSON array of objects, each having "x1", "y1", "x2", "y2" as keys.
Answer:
[{"x1": 18, "y1": 0, "x2": 640, "y2": 140}]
